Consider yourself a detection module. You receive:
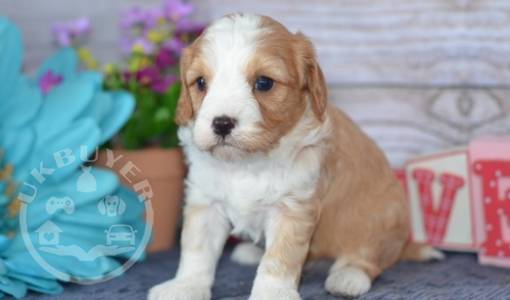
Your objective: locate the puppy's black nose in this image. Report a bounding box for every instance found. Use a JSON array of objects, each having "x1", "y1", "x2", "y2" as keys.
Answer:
[{"x1": 212, "y1": 116, "x2": 236, "y2": 137}]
